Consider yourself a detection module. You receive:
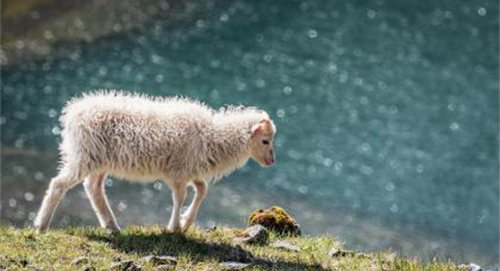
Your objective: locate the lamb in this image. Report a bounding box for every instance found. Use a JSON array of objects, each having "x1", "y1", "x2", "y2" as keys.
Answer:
[{"x1": 34, "y1": 91, "x2": 276, "y2": 233}]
